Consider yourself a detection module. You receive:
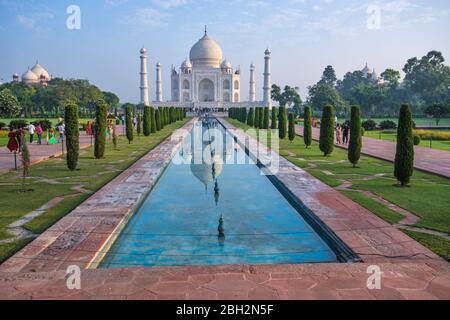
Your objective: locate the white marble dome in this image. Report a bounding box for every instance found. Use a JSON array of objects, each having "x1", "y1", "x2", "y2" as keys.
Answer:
[
  {"x1": 181, "y1": 59, "x2": 192, "y2": 69},
  {"x1": 22, "y1": 68, "x2": 39, "y2": 83},
  {"x1": 221, "y1": 59, "x2": 232, "y2": 69},
  {"x1": 189, "y1": 32, "x2": 223, "y2": 68},
  {"x1": 31, "y1": 62, "x2": 50, "y2": 80}
]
